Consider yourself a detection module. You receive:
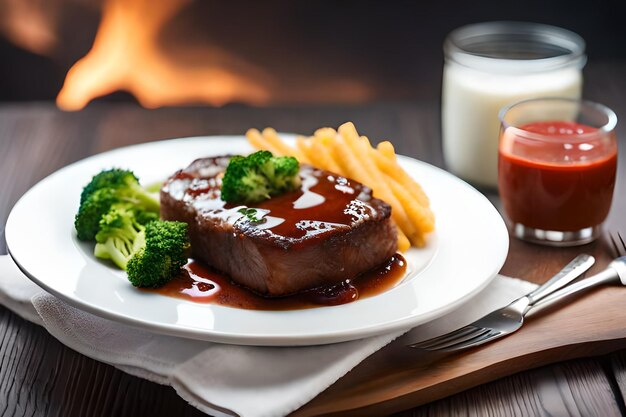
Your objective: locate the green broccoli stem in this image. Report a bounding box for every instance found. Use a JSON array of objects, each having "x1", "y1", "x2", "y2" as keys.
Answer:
[
  {"x1": 144, "y1": 180, "x2": 164, "y2": 194},
  {"x1": 95, "y1": 239, "x2": 131, "y2": 269},
  {"x1": 93, "y1": 204, "x2": 148, "y2": 270},
  {"x1": 126, "y1": 184, "x2": 160, "y2": 213},
  {"x1": 94, "y1": 226, "x2": 146, "y2": 270}
]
